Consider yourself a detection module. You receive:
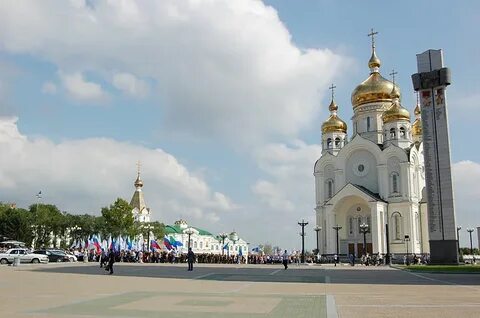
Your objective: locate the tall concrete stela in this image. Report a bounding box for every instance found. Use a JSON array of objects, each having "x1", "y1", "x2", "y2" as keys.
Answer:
[{"x1": 412, "y1": 49, "x2": 459, "y2": 264}]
